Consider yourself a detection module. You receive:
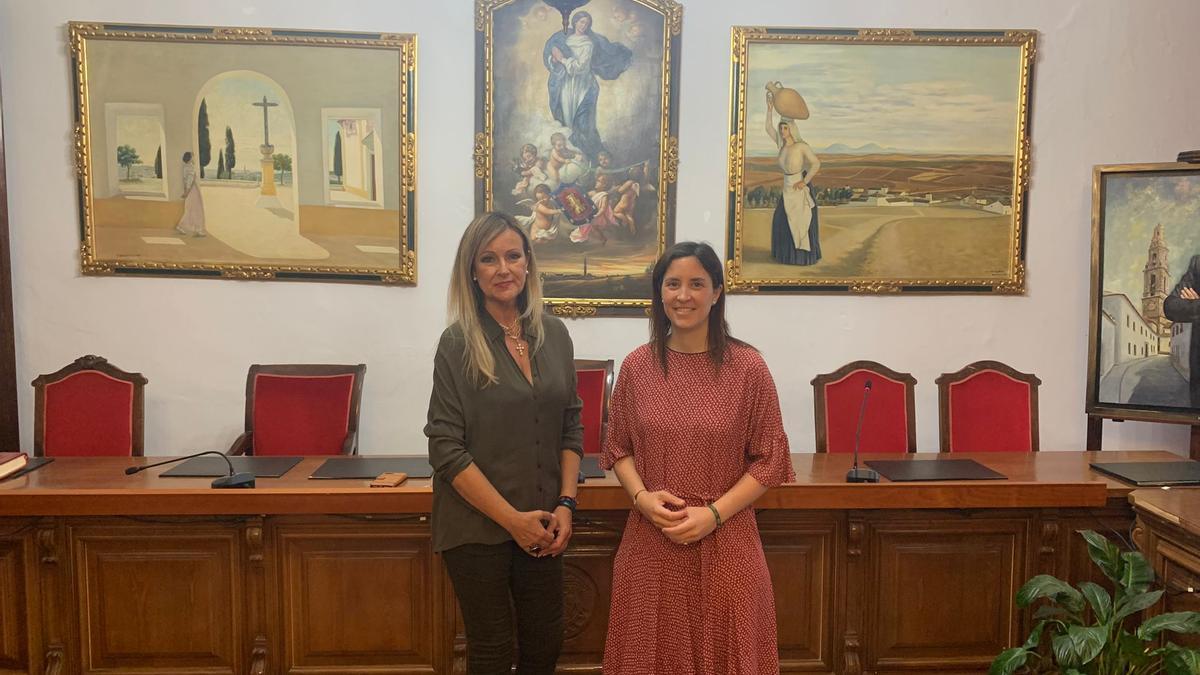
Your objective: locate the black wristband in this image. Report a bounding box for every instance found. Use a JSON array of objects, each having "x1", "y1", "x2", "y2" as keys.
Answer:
[{"x1": 556, "y1": 495, "x2": 577, "y2": 513}]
